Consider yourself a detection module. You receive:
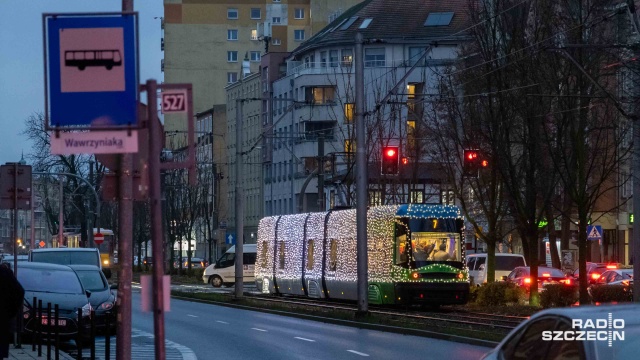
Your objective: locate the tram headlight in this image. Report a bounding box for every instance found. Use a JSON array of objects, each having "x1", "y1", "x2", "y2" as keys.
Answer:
[{"x1": 411, "y1": 272, "x2": 419, "y2": 280}]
